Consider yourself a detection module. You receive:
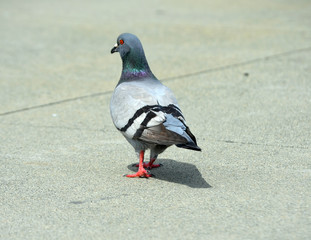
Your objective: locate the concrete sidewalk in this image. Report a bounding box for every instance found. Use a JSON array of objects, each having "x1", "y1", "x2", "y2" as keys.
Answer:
[{"x1": 1, "y1": 0, "x2": 310, "y2": 239}]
